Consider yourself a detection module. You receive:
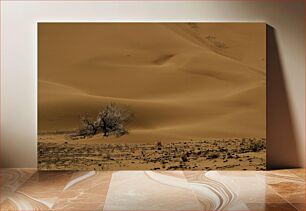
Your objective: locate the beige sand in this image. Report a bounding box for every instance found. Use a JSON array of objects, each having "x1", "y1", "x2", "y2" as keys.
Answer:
[{"x1": 38, "y1": 23, "x2": 266, "y2": 143}]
